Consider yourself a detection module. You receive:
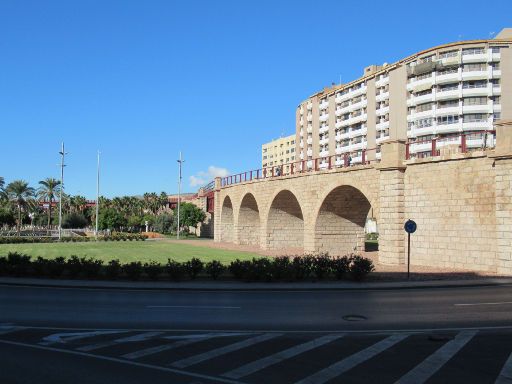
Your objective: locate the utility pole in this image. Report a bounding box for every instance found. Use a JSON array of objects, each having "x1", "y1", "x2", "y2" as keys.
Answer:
[
  {"x1": 58, "y1": 142, "x2": 66, "y2": 240},
  {"x1": 177, "y1": 152, "x2": 184, "y2": 240},
  {"x1": 95, "y1": 151, "x2": 100, "y2": 239}
]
